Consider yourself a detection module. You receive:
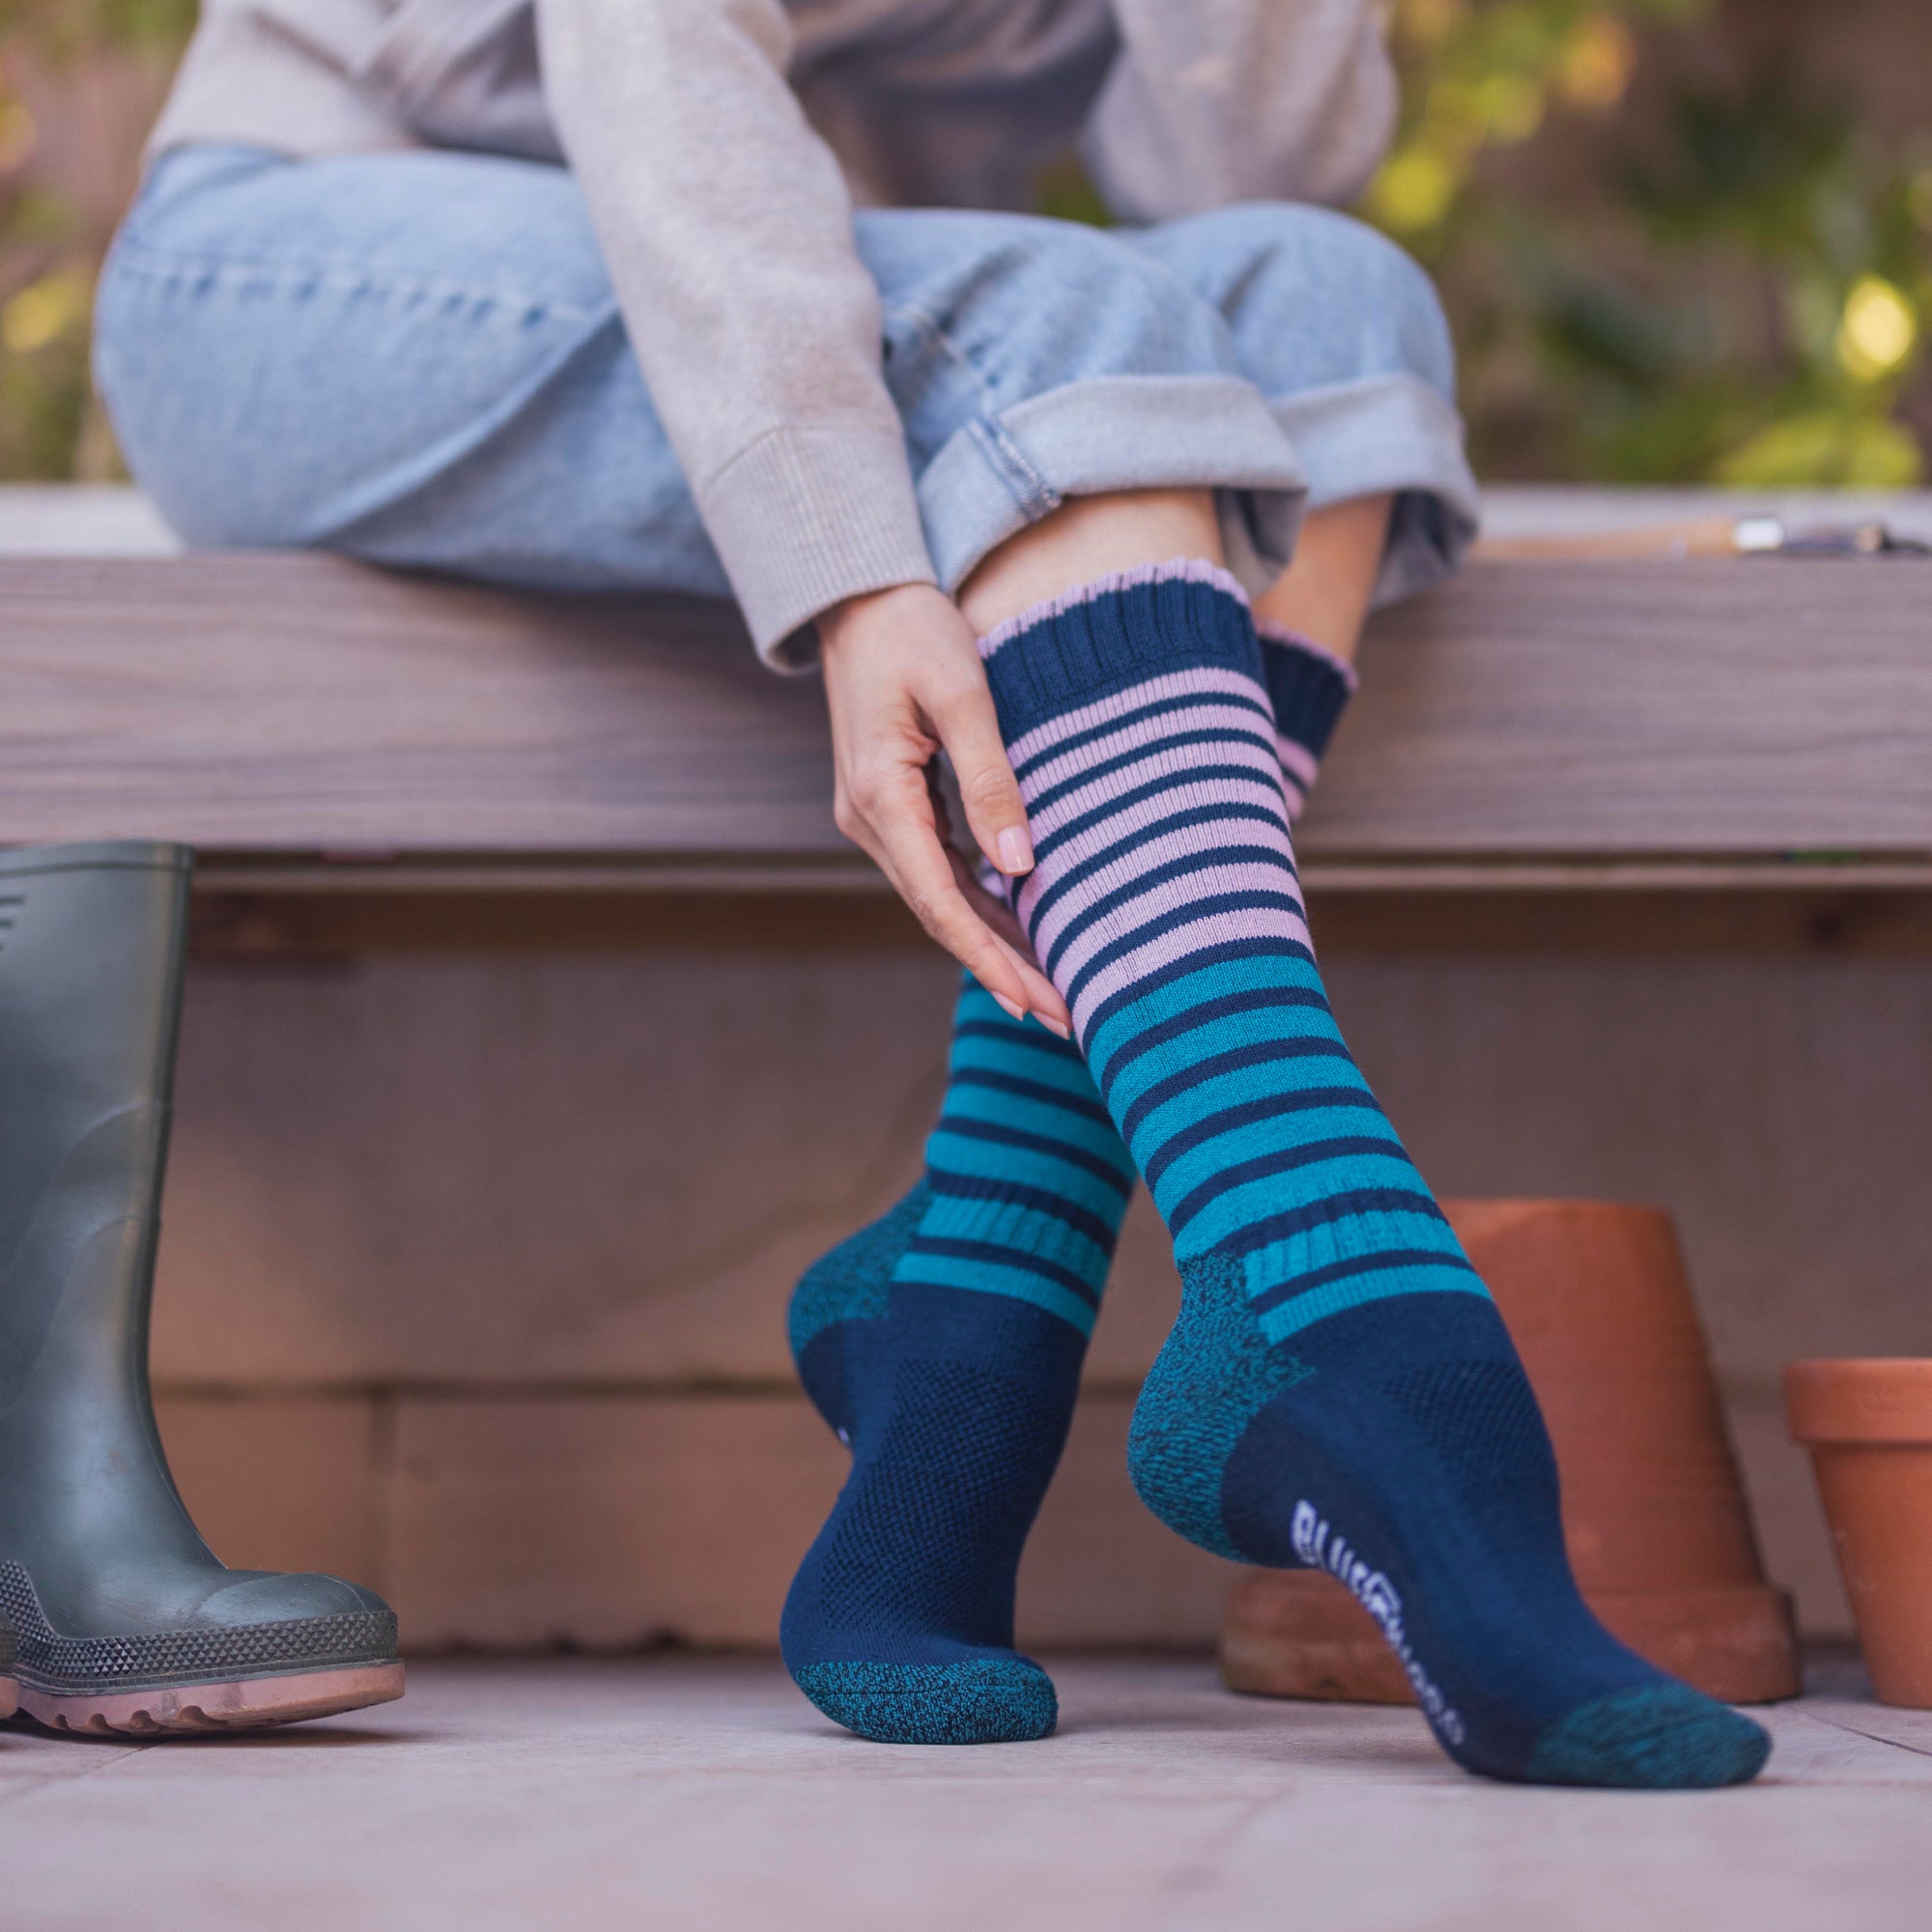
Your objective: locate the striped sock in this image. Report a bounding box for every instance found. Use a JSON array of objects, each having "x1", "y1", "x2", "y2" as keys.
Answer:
[
  {"x1": 1254, "y1": 618, "x2": 1355, "y2": 820},
  {"x1": 781, "y1": 988, "x2": 1129, "y2": 1744},
  {"x1": 980, "y1": 561, "x2": 1770, "y2": 1789},
  {"x1": 781, "y1": 631, "x2": 1354, "y2": 1746}
]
